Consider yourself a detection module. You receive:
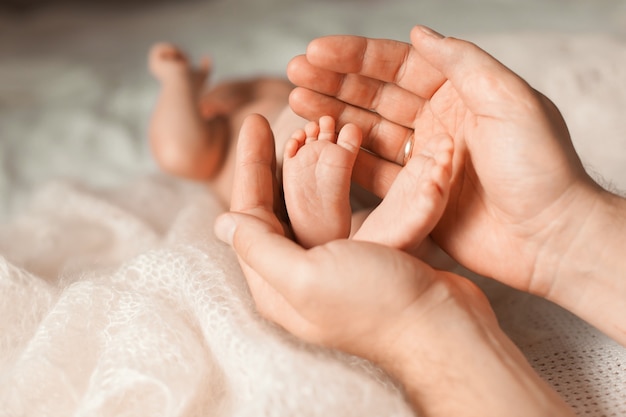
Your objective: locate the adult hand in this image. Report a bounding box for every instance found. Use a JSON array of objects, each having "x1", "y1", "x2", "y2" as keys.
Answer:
[
  {"x1": 216, "y1": 114, "x2": 480, "y2": 359},
  {"x1": 214, "y1": 114, "x2": 576, "y2": 417},
  {"x1": 287, "y1": 27, "x2": 626, "y2": 344}
]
